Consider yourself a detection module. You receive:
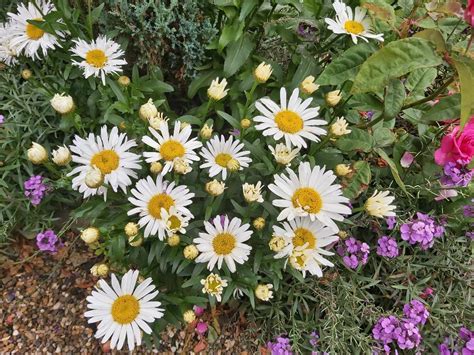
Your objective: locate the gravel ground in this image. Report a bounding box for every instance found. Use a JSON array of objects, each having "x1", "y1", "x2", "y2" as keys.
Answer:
[{"x1": 0, "y1": 235, "x2": 261, "y2": 354}]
